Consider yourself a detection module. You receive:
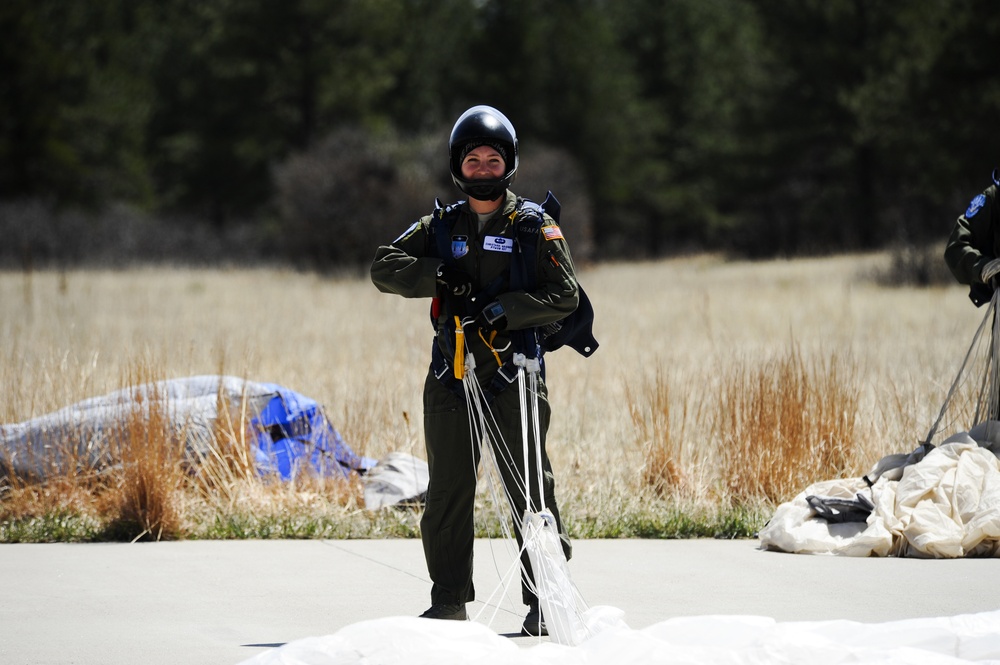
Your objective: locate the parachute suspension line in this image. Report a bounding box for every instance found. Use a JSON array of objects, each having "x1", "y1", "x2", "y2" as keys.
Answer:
[
  {"x1": 518, "y1": 365, "x2": 532, "y2": 511},
  {"x1": 458, "y1": 347, "x2": 524, "y2": 626},
  {"x1": 514, "y1": 352, "x2": 545, "y2": 514},
  {"x1": 988, "y1": 299, "x2": 1000, "y2": 423},
  {"x1": 456, "y1": 337, "x2": 532, "y2": 625},
  {"x1": 459, "y1": 353, "x2": 521, "y2": 544},
  {"x1": 529, "y1": 365, "x2": 544, "y2": 510},
  {"x1": 924, "y1": 290, "x2": 998, "y2": 445},
  {"x1": 453, "y1": 325, "x2": 589, "y2": 644}
]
